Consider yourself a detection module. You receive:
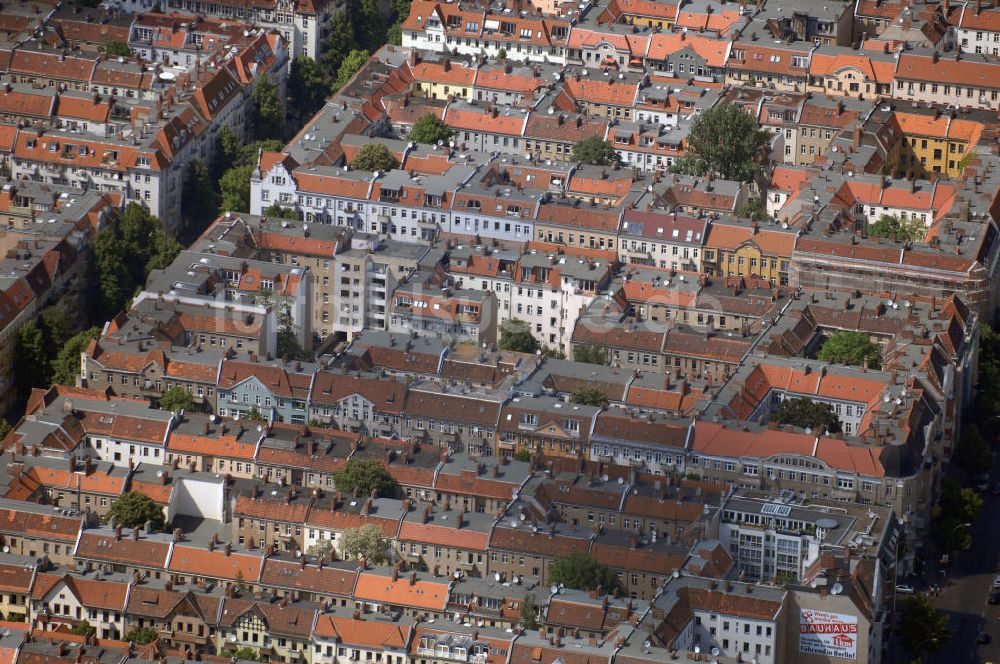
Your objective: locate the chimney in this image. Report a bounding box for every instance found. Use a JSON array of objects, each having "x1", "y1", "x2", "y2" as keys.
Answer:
[
  {"x1": 932, "y1": 50, "x2": 939, "y2": 63},
  {"x1": 853, "y1": 125, "x2": 862, "y2": 148},
  {"x1": 409, "y1": 571, "x2": 417, "y2": 586},
  {"x1": 224, "y1": 543, "x2": 232, "y2": 557},
  {"x1": 173, "y1": 528, "x2": 183, "y2": 542},
  {"x1": 114, "y1": 525, "x2": 122, "y2": 541}
]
